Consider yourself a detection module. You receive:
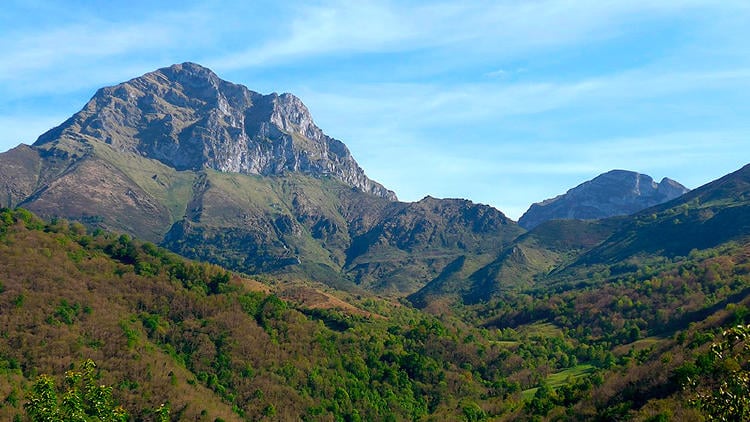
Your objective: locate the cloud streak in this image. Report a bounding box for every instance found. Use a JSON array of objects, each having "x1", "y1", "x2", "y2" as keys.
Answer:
[
  {"x1": 299, "y1": 66, "x2": 750, "y2": 137},
  {"x1": 0, "y1": 23, "x2": 172, "y2": 79},
  {"x1": 210, "y1": 0, "x2": 743, "y2": 70}
]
